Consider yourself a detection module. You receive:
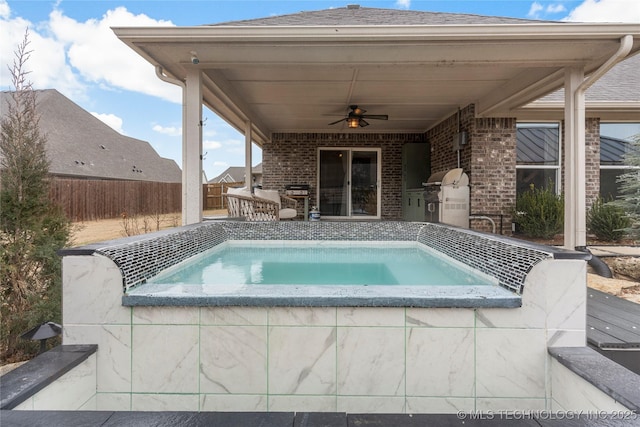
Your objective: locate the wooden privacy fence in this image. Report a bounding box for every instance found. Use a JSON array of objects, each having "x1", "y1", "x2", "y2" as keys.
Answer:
[
  {"x1": 49, "y1": 178, "x2": 182, "y2": 221},
  {"x1": 204, "y1": 181, "x2": 244, "y2": 210}
]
